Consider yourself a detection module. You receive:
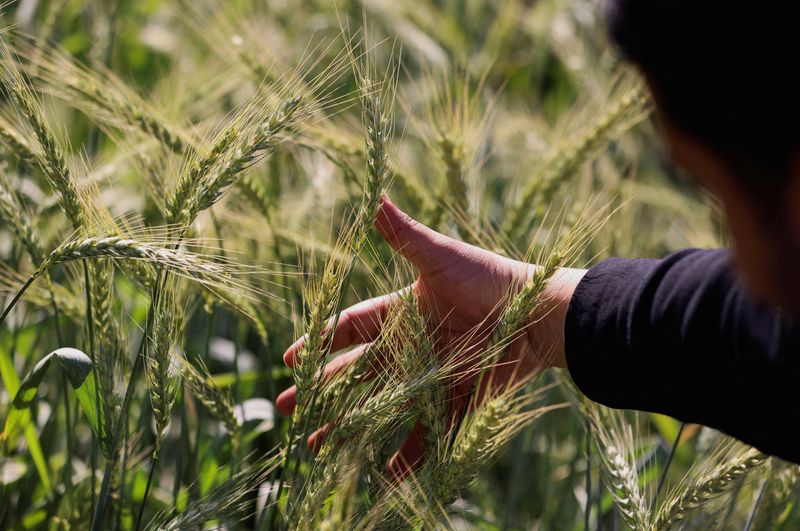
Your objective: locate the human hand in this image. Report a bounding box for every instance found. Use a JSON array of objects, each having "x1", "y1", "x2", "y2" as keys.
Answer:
[{"x1": 276, "y1": 196, "x2": 584, "y2": 477}]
